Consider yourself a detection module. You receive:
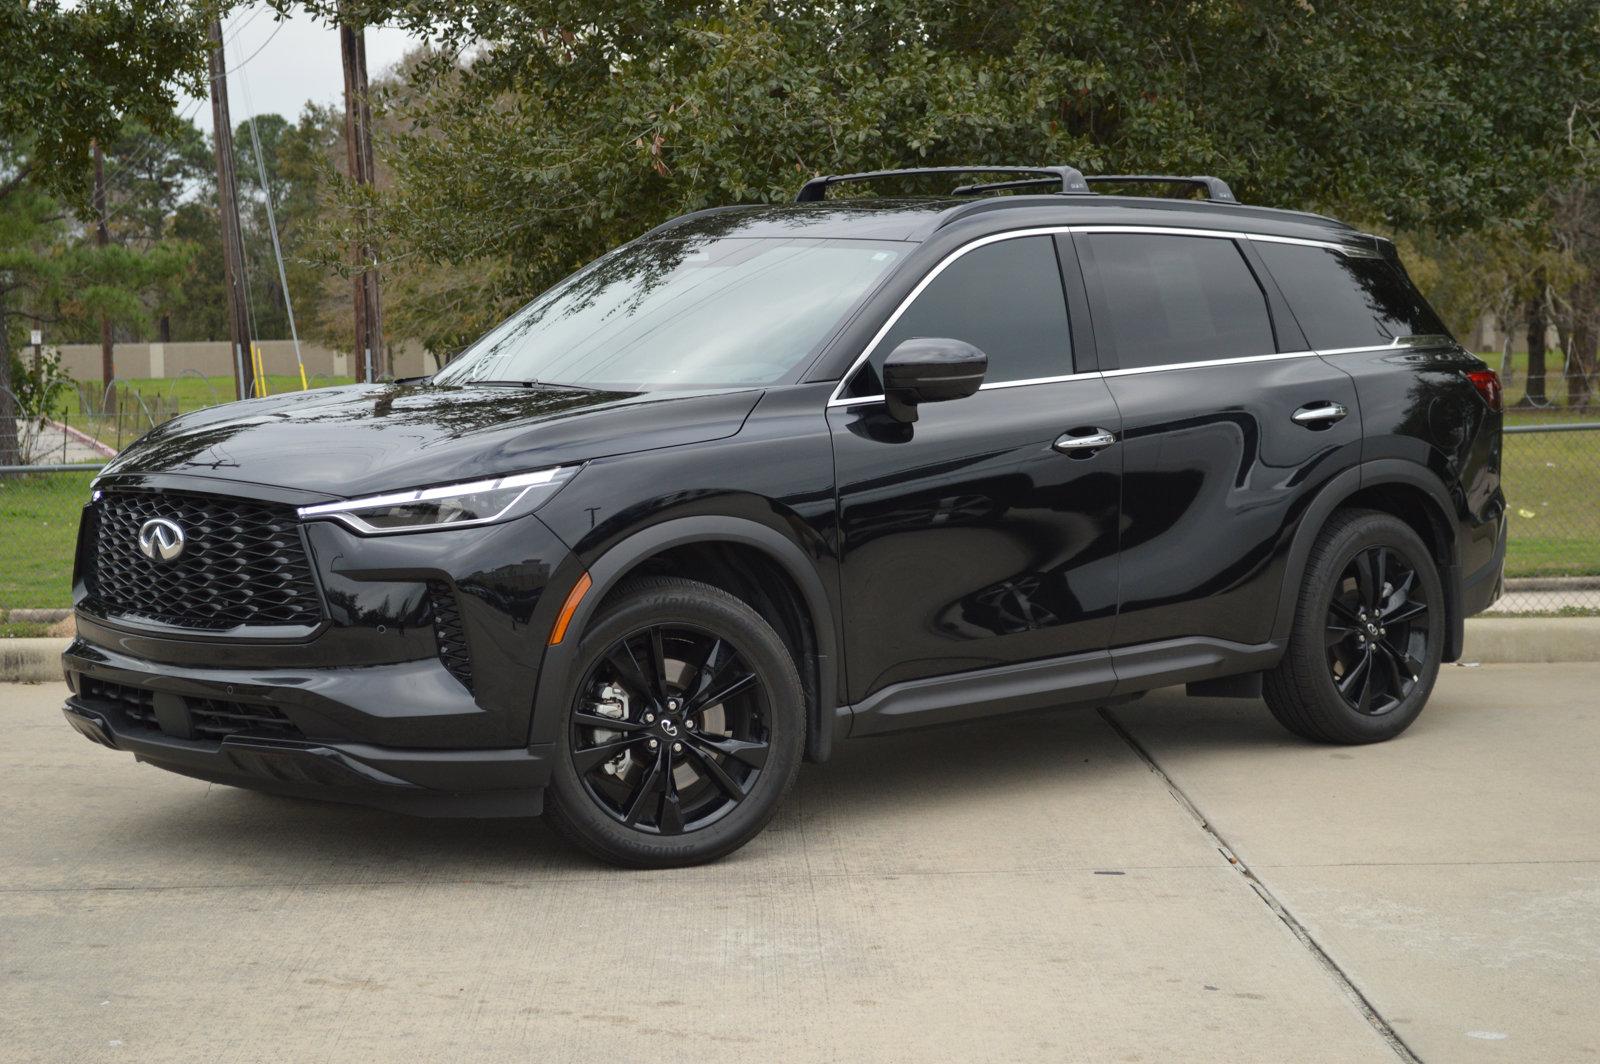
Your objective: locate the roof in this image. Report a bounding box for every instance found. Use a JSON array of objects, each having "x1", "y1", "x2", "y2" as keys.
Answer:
[{"x1": 647, "y1": 194, "x2": 1362, "y2": 248}]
